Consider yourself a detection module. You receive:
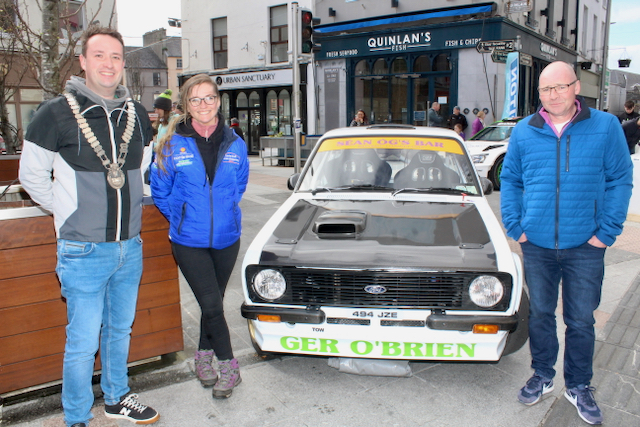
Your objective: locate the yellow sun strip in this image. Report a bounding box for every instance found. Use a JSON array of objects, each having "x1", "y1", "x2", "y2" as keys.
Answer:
[{"x1": 318, "y1": 137, "x2": 464, "y2": 155}]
